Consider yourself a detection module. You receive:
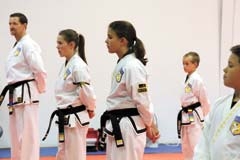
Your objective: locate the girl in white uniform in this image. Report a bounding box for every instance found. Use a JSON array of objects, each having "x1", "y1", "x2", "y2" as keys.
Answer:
[
  {"x1": 193, "y1": 45, "x2": 240, "y2": 160},
  {"x1": 101, "y1": 20, "x2": 160, "y2": 160},
  {"x1": 178, "y1": 52, "x2": 210, "y2": 160},
  {"x1": 53, "y1": 29, "x2": 96, "y2": 160},
  {"x1": 3, "y1": 13, "x2": 47, "y2": 160}
]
